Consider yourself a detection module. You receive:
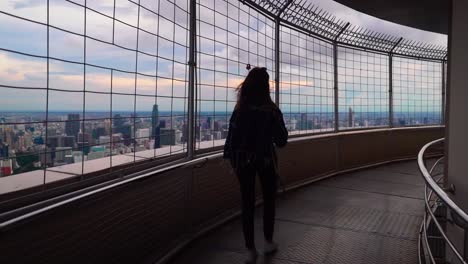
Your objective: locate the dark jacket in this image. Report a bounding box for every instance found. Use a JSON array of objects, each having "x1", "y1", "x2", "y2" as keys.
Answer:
[{"x1": 223, "y1": 104, "x2": 288, "y2": 170}]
